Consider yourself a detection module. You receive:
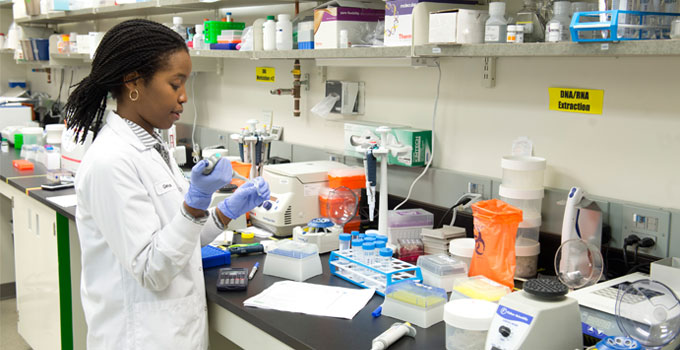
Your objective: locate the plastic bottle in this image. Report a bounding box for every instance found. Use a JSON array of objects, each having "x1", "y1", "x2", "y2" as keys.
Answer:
[
  {"x1": 69, "y1": 32, "x2": 78, "y2": 53},
  {"x1": 1, "y1": 138, "x2": 8, "y2": 152},
  {"x1": 379, "y1": 248, "x2": 393, "y2": 270},
  {"x1": 263, "y1": 15, "x2": 276, "y2": 51},
  {"x1": 485, "y1": 2, "x2": 508, "y2": 43},
  {"x1": 545, "y1": 1, "x2": 572, "y2": 42},
  {"x1": 339, "y1": 233, "x2": 351, "y2": 251},
  {"x1": 516, "y1": 0, "x2": 545, "y2": 42},
  {"x1": 172, "y1": 17, "x2": 187, "y2": 41},
  {"x1": 193, "y1": 24, "x2": 206, "y2": 50},
  {"x1": 352, "y1": 239, "x2": 364, "y2": 282},
  {"x1": 362, "y1": 242, "x2": 375, "y2": 273},
  {"x1": 276, "y1": 14, "x2": 293, "y2": 50},
  {"x1": 351, "y1": 230, "x2": 361, "y2": 240},
  {"x1": 225, "y1": 12, "x2": 232, "y2": 22},
  {"x1": 375, "y1": 240, "x2": 386, "y2": 257}
]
